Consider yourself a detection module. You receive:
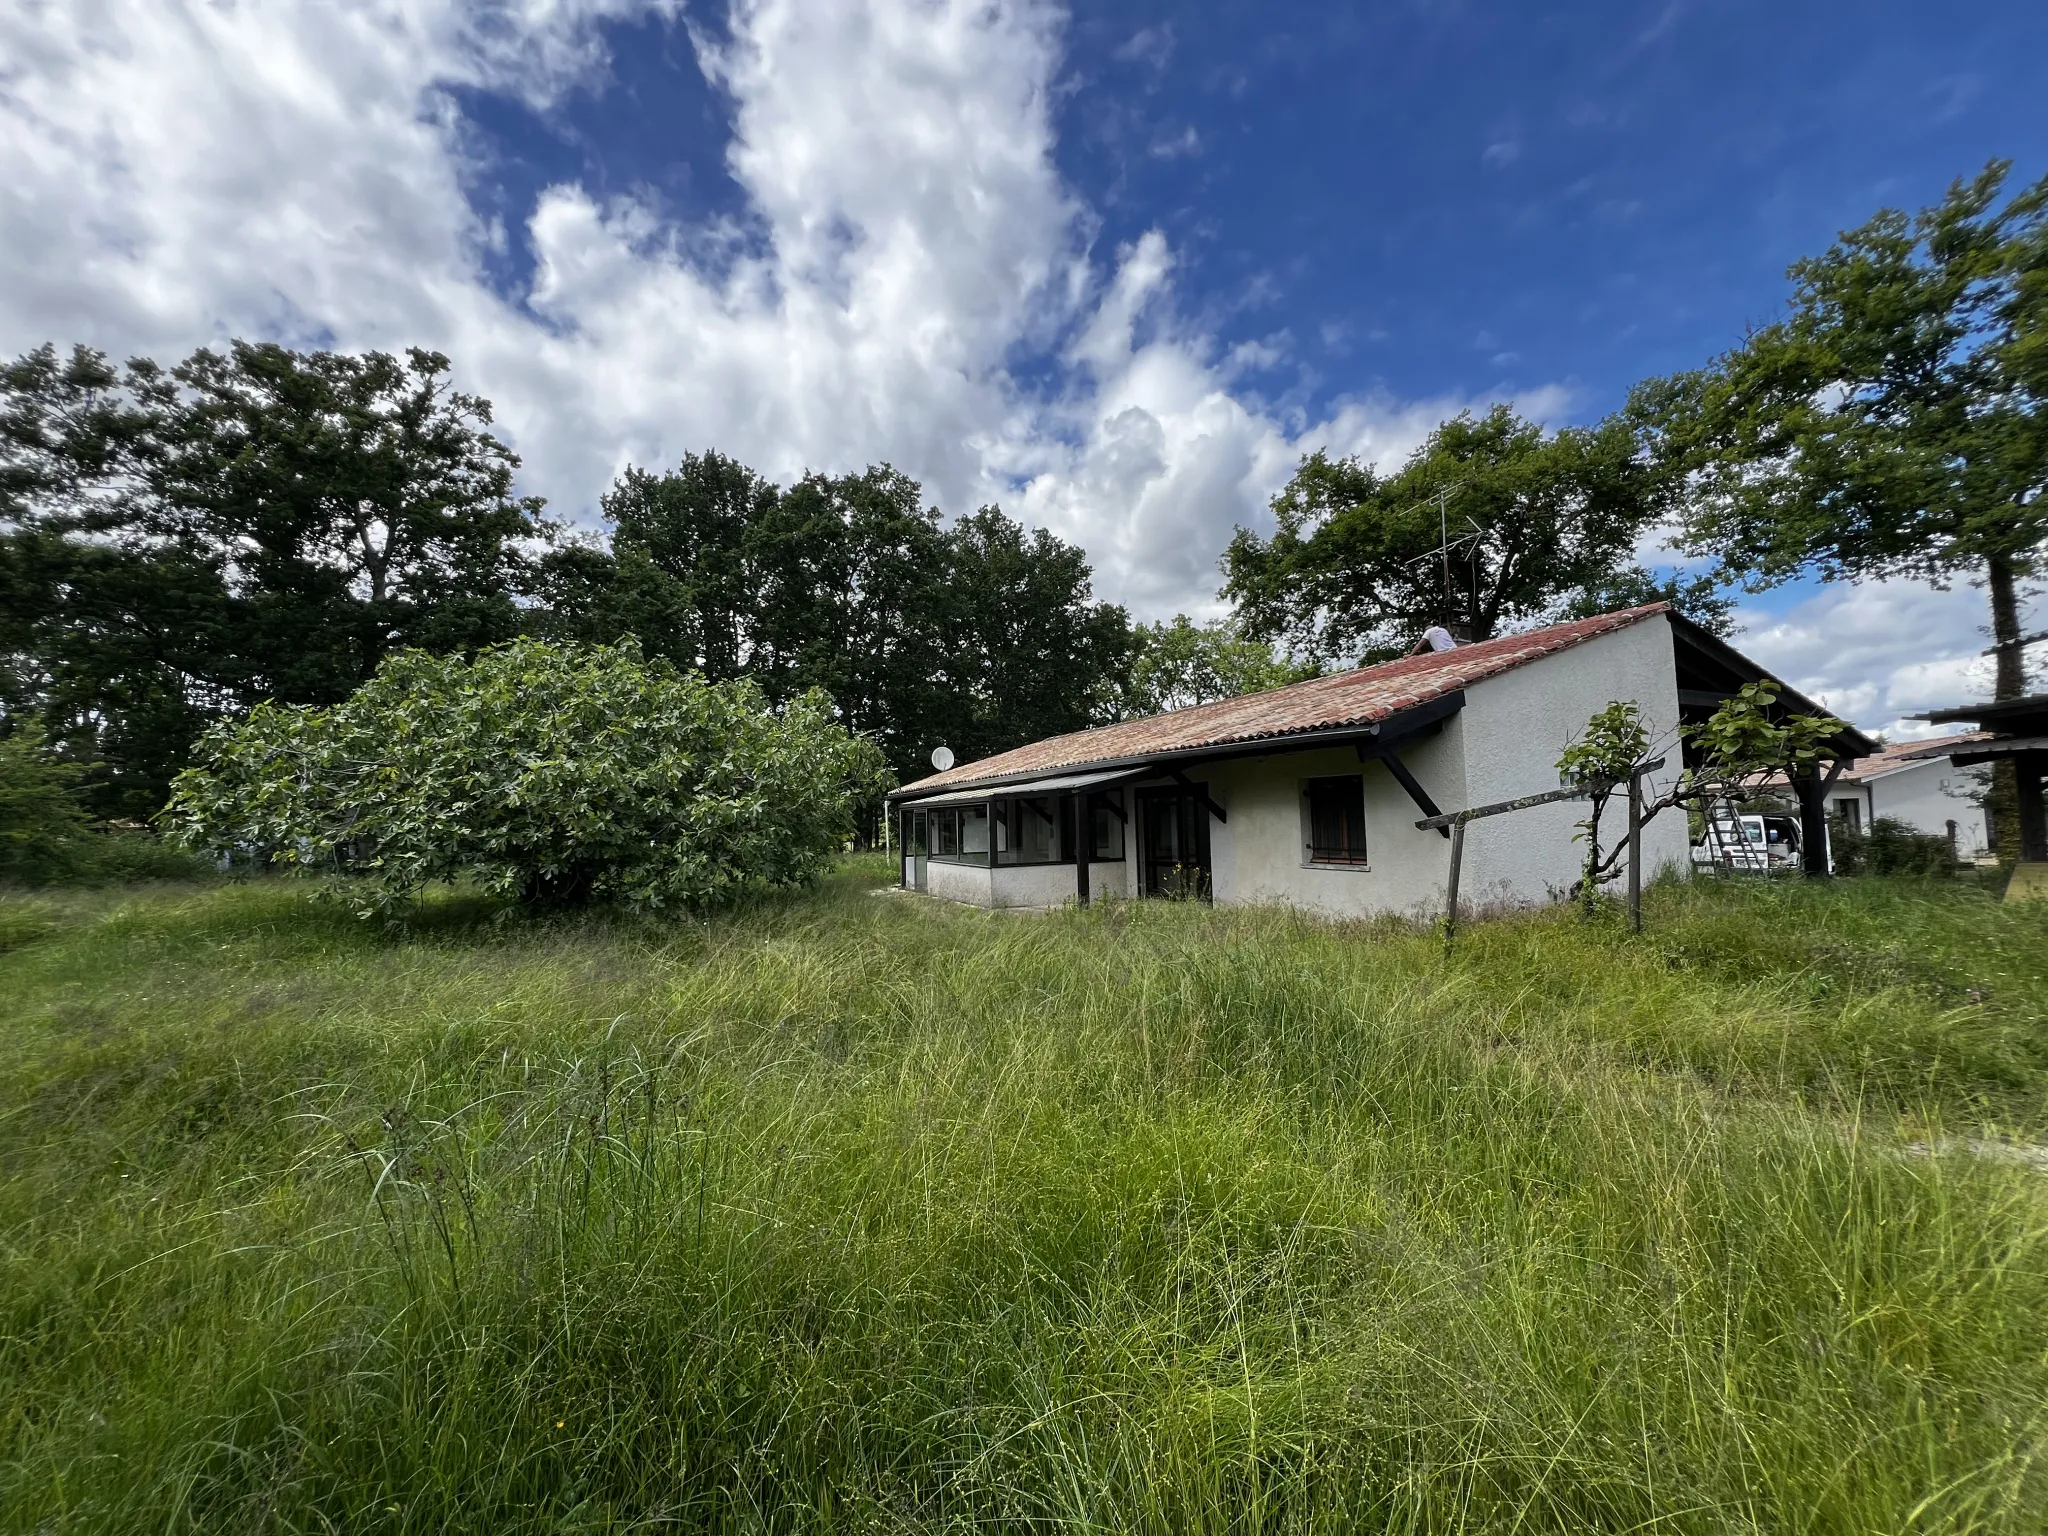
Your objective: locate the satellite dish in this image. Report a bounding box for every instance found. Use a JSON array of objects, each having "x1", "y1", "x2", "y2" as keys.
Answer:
[{"x1": 930, "y1": 745, "x2": 955, "y2": 771}]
